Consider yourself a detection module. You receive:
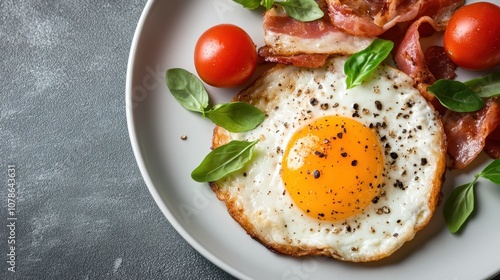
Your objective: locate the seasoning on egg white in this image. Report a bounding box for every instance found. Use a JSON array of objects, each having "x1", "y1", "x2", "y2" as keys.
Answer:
[{"x1": 210, "y1": 56, "x2": 447, "y2": 262}]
